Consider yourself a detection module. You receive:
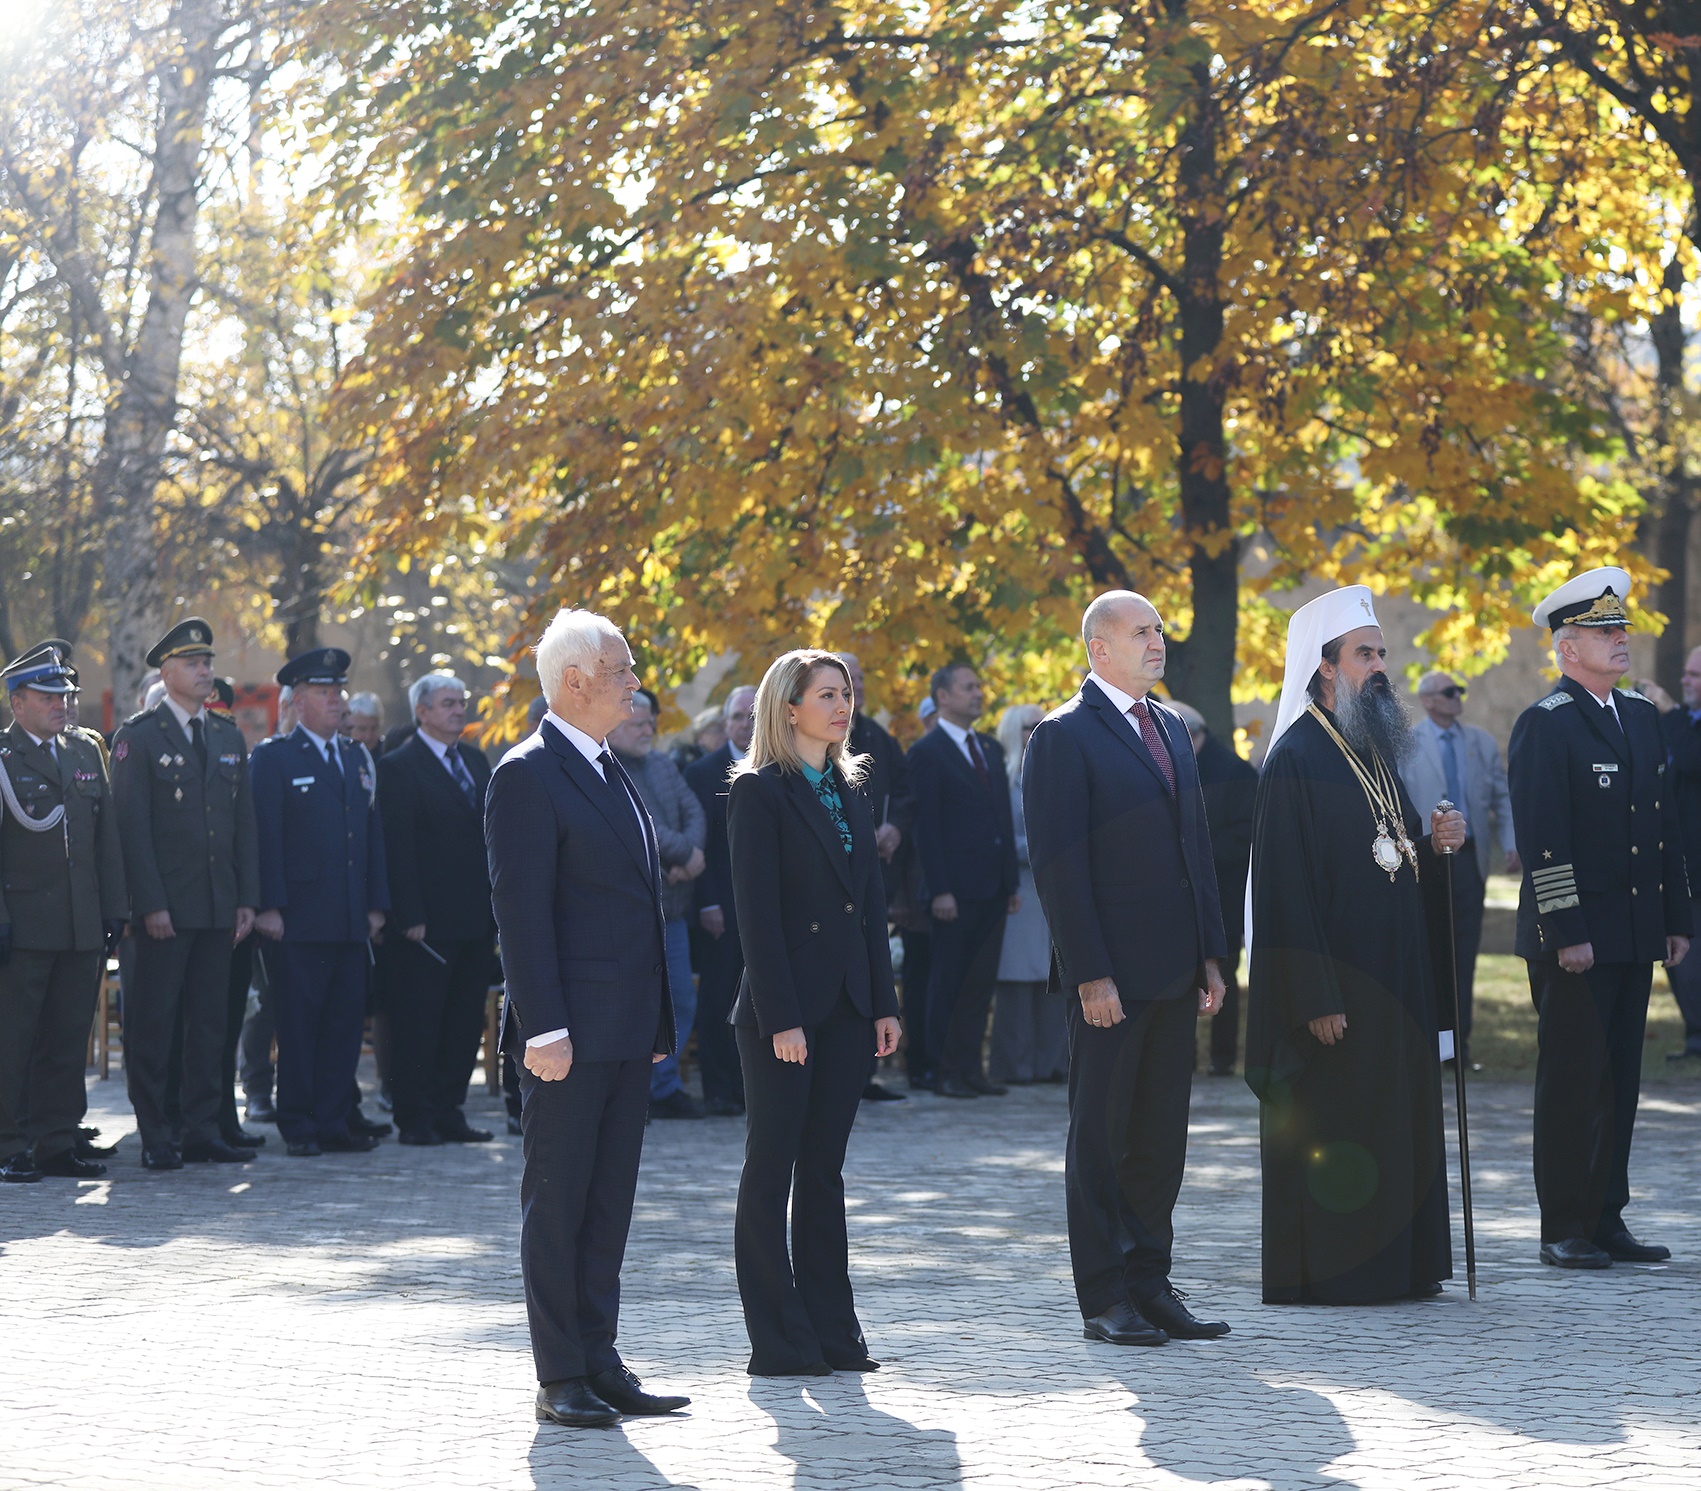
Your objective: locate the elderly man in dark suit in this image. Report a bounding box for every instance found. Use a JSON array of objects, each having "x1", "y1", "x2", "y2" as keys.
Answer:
[
  {"x1": 908, "y1": 663, "x2": 1019, "y2": 1097},
  {"x1": 1024, "y1": 591, "x2": 1230, "y2": 1347},
  {"x1": 486, "y1": 607, "x2": 688, "y2": 1428},
  {"x1": 684, "y1": 684, "x2": 756, "y2": 1116},
  {"x1": 250, "y1": 649, "x2": 390, "y2": 1158},
  {"x1": 378, "y1": 672, "x2": 496, "y2": 1146}
]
